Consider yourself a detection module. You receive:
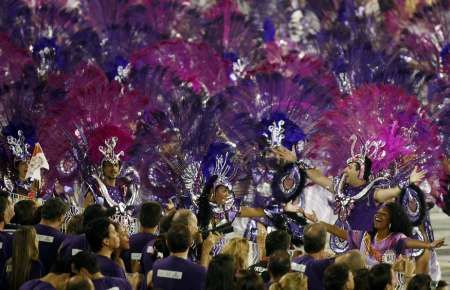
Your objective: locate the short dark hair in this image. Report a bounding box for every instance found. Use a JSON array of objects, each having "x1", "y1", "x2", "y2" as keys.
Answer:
[
  {"x1": 267, "y1": 251, "x2": 291, "y2": 279},
  {"x1": 236, "y1": 270, "x2": 264, "y2": 290},
  {"x1": 354, "y1": 157, "x2": 372, "y2": 181},
  {"x1": 82, "y1": 204, "x2": 114, "y2": 230},
  {"x1": 0, "y1": 195, "x2": 10, "y2": 223},
  {"x1": 324, "y1": 264, "x2": 351, "y2": 290},
  {"x1": 41, "y1": 198, "x2": 69, "y2": 221},
  {"x1": 369, "y1": 263, "x2": 392, "y2": 290},
  {"x1": 406, "y1": 274, "x2": 432, "y2": 290},
  {"x1": 85, "y1": 218, "x2": 113, "y2": 252},
  {"x1": 303, "y1": 223, "x2": 327, "y2": 253},
  {"x1": 139, "y1": 202, "x2": 162, "y2": 228},
  {"x1": 205, "y1": 254, "x2": 237, "y2": 290},
  {"x1": 354, "y1": 268, "x2": 370, "y2": 290},
  {"x1": 72, "y1": 251, "x2": 100, "y2": 274},
  {"x1": 437, "y1": 280, "x2": 448, "y2": 290},
  {"x1": 11, "y1": 200, "x2": 36, "y2": 225},
  {"x1": 49, "y1": 259, "x2": 71, "y2": 274},
  {"x1": 167, "y1": 224, "x2": 191, "y2": 253},
  {"x1": 265, "y1": 230, "x2": 291, "y2": 256}
]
